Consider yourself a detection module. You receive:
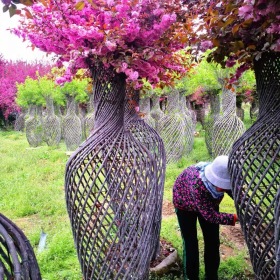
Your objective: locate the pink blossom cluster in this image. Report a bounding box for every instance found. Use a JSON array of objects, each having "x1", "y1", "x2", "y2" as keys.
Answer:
[
  {"x1": 0, "y1": 56, "x2": 51, "y2": 119},
  {"x1": 14, "y1": 0, "x2": 186, "y2": 88}
]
